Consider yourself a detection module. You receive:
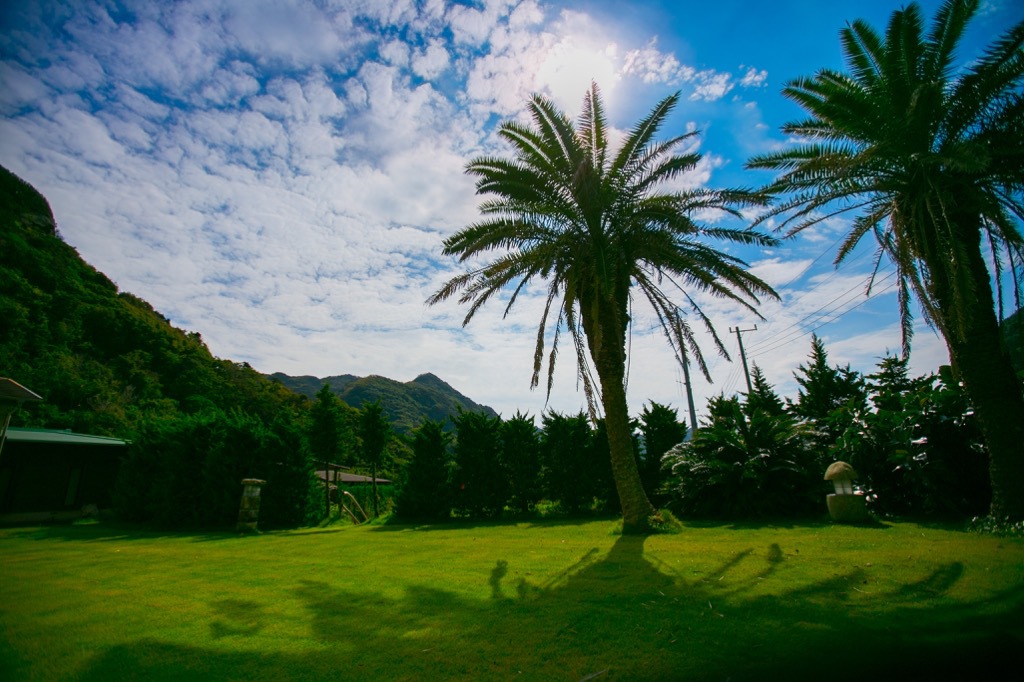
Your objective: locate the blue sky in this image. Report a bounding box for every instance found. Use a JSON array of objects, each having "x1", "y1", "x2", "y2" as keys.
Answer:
[{"x1": 2, "y1": 0, "x2": 1022, "y2": 421}]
